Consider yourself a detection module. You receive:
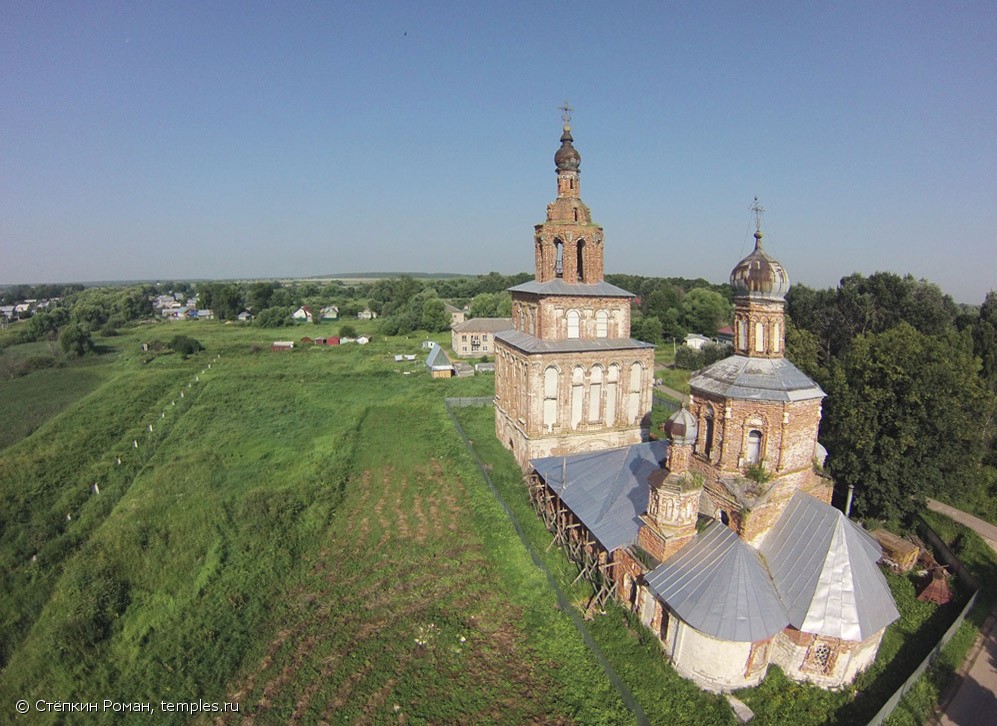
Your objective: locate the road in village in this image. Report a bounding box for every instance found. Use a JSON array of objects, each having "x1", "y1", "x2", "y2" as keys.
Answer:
[{"x1": 926, "y1": 499, "x2": 997, "y2": 726}]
